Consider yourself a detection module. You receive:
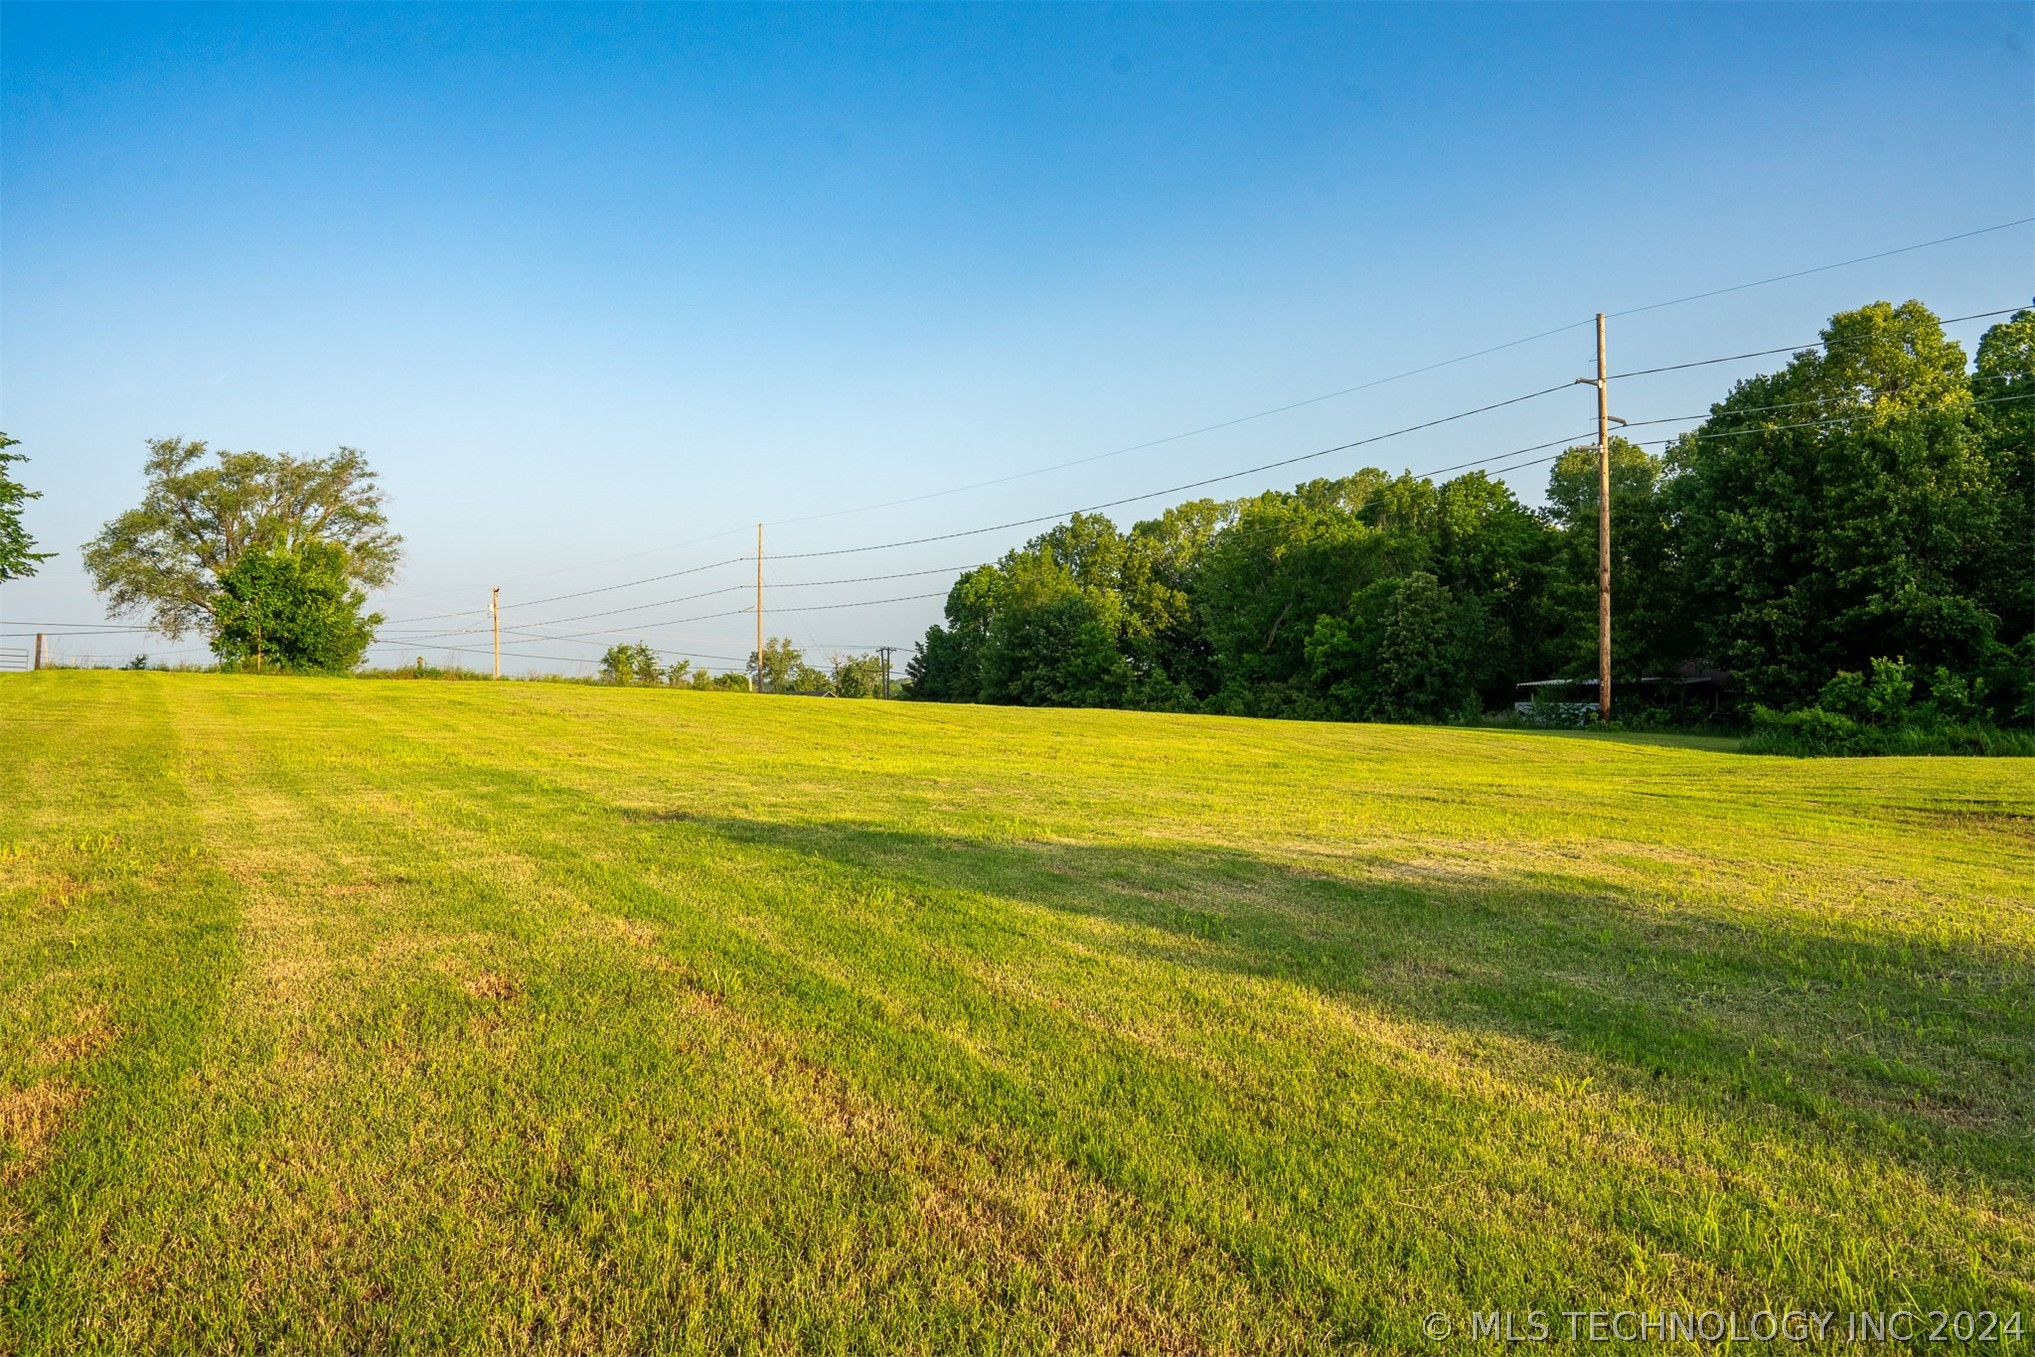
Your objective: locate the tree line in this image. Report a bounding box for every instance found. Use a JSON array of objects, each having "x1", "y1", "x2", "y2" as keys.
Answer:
[{"x1": 904, "y1": 302, "x2": 2035, "y2": 743}]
